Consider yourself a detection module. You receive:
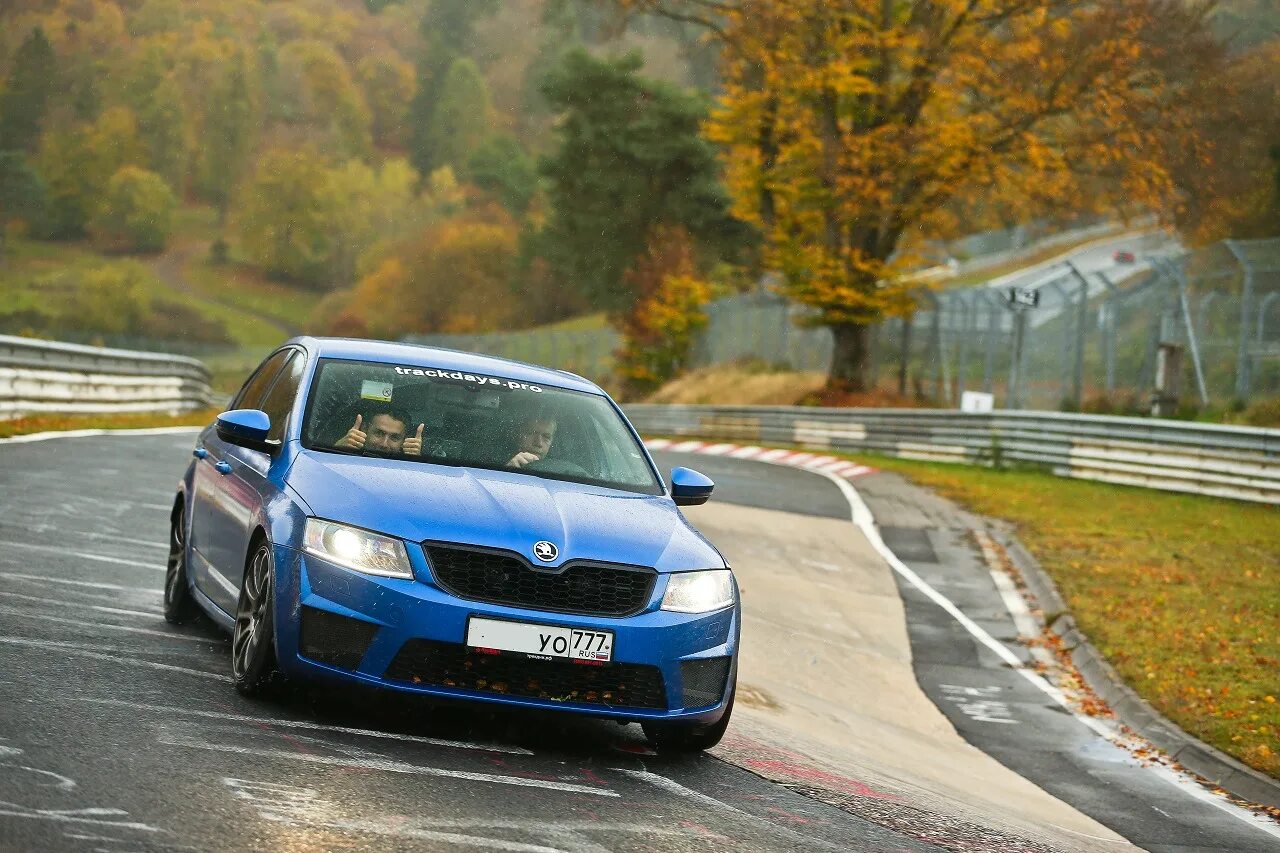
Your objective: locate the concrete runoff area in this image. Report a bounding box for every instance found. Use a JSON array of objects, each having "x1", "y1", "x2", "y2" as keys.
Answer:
[{"x1": 682, "y1": 500, "x2": 1130, "y2": 851}]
